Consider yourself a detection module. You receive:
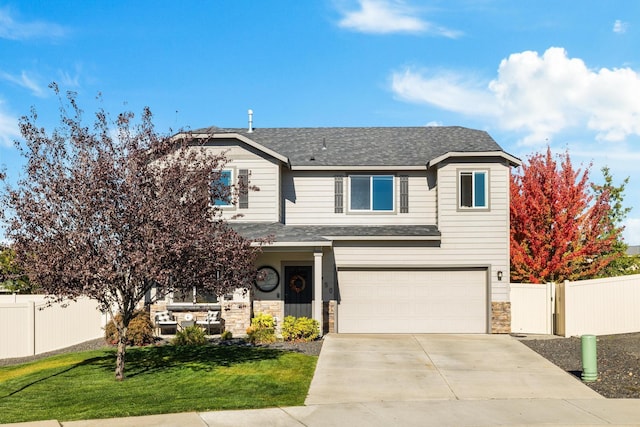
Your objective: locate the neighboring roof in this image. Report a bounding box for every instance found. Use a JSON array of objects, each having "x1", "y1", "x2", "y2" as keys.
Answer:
[
  {"x1": 230, "y1": 222, "x2": 440, "y2": 246},
  {"x1": 186, "y1": 126, "x2": 520, "y2": 168}
]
